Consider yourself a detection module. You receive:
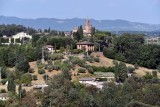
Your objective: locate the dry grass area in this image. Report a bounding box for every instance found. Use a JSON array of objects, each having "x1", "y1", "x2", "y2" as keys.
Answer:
[
  {"x1": 29, "y1": 61, "x2": 45, "y2": 85},
  {"x1": 2, "y1": 52, "x2": 159, "y2": 93},
  {"x1": 89, "y1": 52, "x2": 160, "y2": 78},
  {"x1": 0, "y1": 61, "x2": 62, "y2": 93},
  {"x1": 71, "y1": 66, "x2": 95, "y2": 81},
  {"x1": 29, "y1": 61, "x2": 62, "y2": 85}
]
